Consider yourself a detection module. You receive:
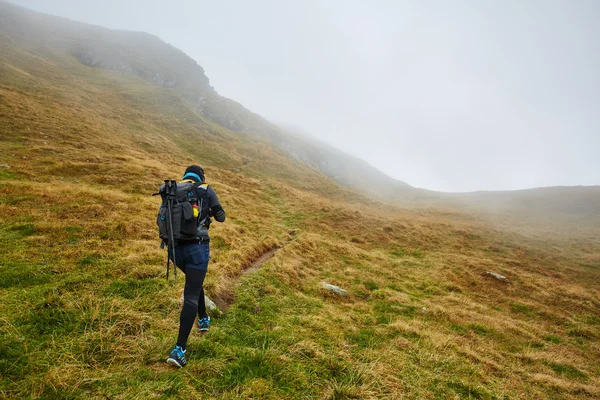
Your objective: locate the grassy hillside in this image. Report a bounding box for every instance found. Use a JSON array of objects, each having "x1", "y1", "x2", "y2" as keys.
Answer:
[
  {"x1": 0, "y1": 0, "x2": 418, "y2": 199},
  {"x1": 1, "y1": 2, "x2": 599, "y2": 399}
]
